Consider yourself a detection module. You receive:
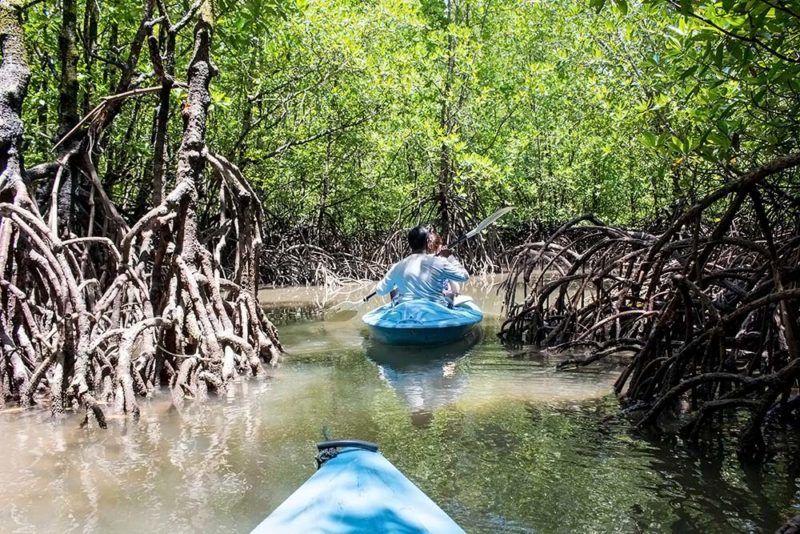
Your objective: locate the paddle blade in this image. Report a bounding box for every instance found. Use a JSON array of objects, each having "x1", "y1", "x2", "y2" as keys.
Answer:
[
  {"x1": 465, "y1": 206, "x2": 514, "y2": 239},
  {"x1": 333, "y1": 299, "x2": 362, "y2": 311},
  {"x1": 325, "y1": 307, "x2": 360, "y2": 322},
  {"x1": 324, "y1": 289, "x2": 377, "y2": 322}
]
